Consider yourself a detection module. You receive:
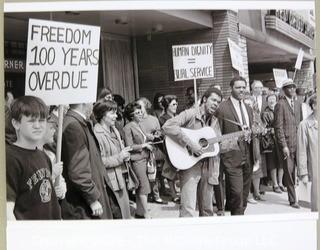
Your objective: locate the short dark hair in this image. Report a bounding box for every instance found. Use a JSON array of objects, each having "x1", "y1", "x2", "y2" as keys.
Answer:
[
  {"x1": 153, "y1": 92, "x2": 165, "y2": 110},
  {"x1": 308, "y1": 94, "x2": 317, "y2": 109},
  {"x1": 161, "y1": 95, "x2": 177, "y2": 111},
  {"x1": 230, "y1": 76, "x2": 247, "y2": 88},
  {"x1": 113, "y1": 94, "x2": 125, "y2": 108},
  {"x1": 201, "y1": 87, "x2": 222, "y2": 104},
  {"x1": 124, "y1": 102, "x2": 142, "y2": 121},
  {"x1": 97, "y1": 87, "x2": 113, "y2": 101},
  {"x1": 186, "y1": 86, "x2": 198, "y2": 96},
  {"x1": 11, "y1": 96, "x2": 48, "y2": 122},
  {"x1": 93, "y1": 100, "x2": 118, "y2": 123}
]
